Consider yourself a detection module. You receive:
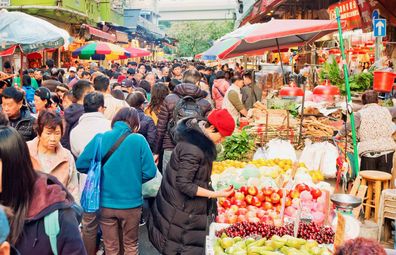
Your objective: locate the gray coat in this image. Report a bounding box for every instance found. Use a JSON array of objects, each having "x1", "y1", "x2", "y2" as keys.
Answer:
[{"x1": 241, "y1": 82, "x2": 262, "y2": 110}]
